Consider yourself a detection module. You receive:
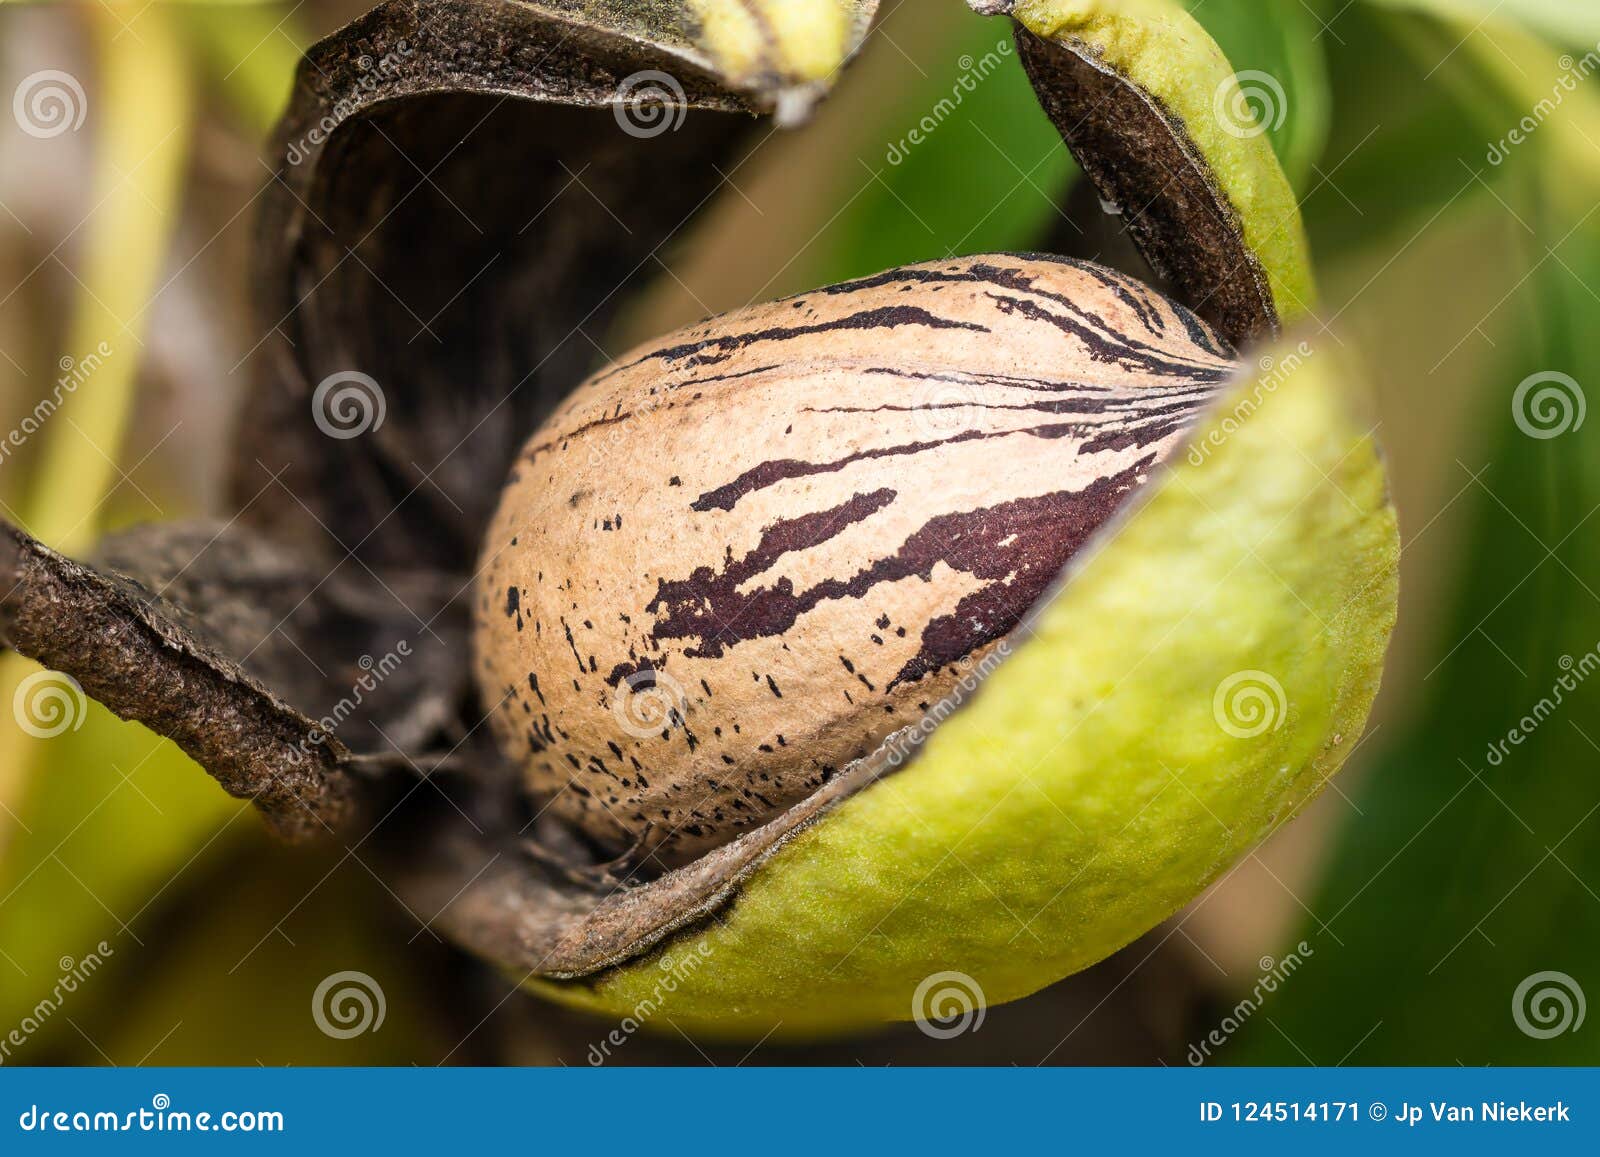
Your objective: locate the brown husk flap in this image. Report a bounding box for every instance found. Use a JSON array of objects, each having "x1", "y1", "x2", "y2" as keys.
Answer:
[
  {"x1": 0, "y1": 519, "x2": 353, "y2": 840},
  {"x1": 392, "y1": 719, "x2": 914, "y2": 978},
  {"x1": 1005, "y1": 19, "x2": 1279, "y2": 346},
  {"x1": 235, "y1": 0, "x2": 761, "y2": 574}
]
